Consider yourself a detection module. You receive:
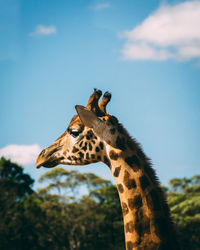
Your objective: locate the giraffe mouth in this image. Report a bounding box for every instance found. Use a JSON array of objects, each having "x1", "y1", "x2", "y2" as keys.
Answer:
[
  {"x1": 36, "y1": 145, "x2": 64, "y2": 169},
  {"x1": 36, "y1": 157, "x2": 64, "y2": 169}
]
